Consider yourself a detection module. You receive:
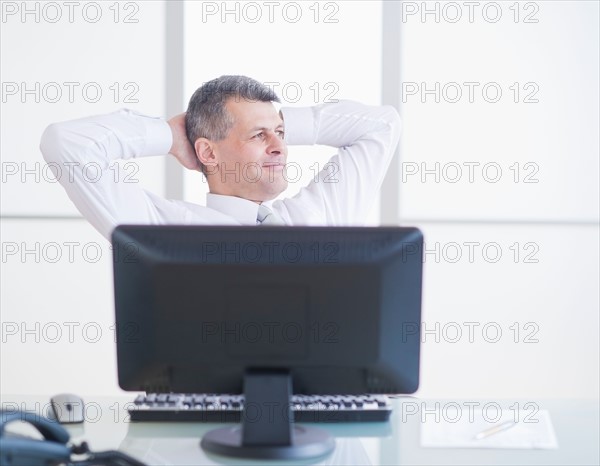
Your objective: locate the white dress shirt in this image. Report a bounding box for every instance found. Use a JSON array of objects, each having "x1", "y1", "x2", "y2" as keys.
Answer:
[{"x1": 40, "y1": 101, "x2": 401, "y2": 239}]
